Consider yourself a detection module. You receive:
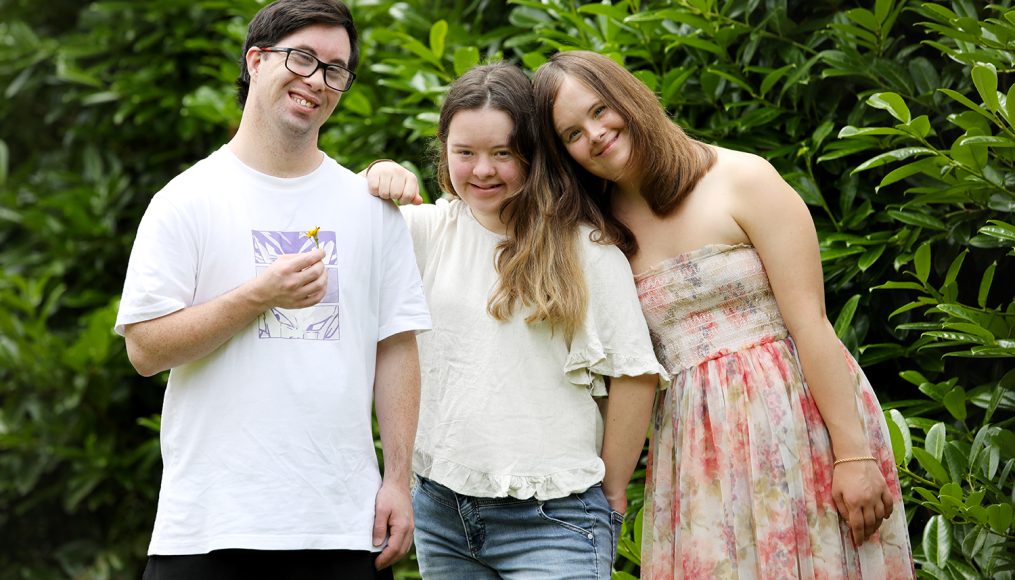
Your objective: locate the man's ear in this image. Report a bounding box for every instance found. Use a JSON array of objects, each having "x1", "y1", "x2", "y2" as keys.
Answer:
[{"x1": 245, "y1": 47, "x2": 263, "y2": 80}]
